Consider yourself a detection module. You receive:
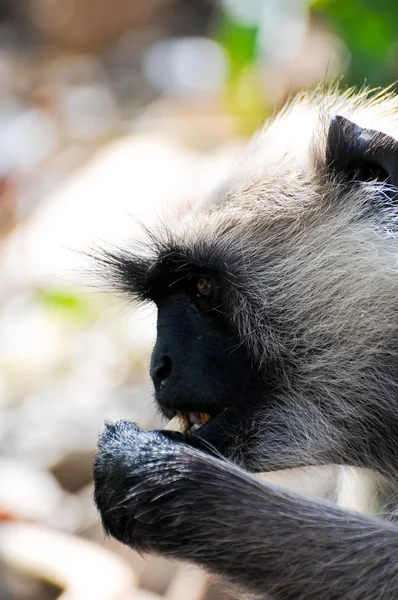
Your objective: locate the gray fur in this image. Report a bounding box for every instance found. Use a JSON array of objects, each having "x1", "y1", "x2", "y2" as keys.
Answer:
[
  {"x1": 95, "y1": 420, "x2": 398, "y2": 600},
  {"x1": 94, "y1": 88, "x2": 398, "y2": 599}
]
